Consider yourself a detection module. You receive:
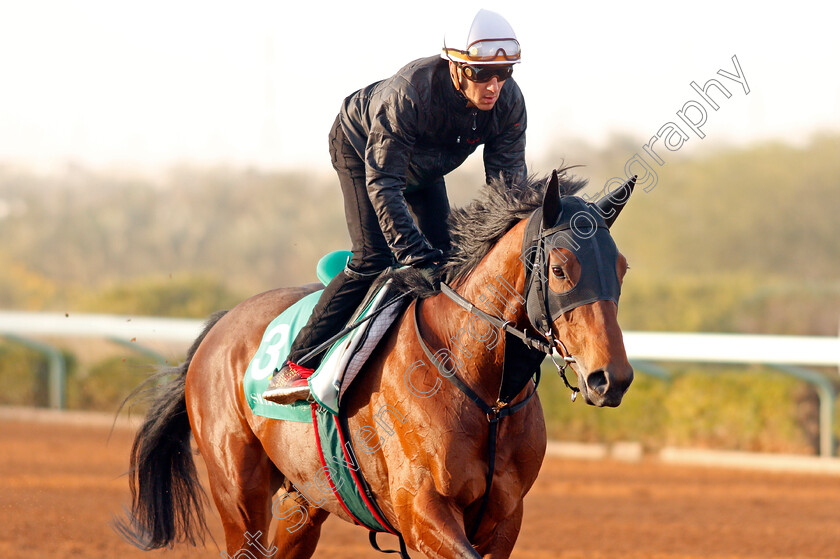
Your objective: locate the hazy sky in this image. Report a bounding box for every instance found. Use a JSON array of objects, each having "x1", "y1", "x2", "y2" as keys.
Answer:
[{"x1": 1, "y1": 0, "x2": 838, "y2": 171}]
